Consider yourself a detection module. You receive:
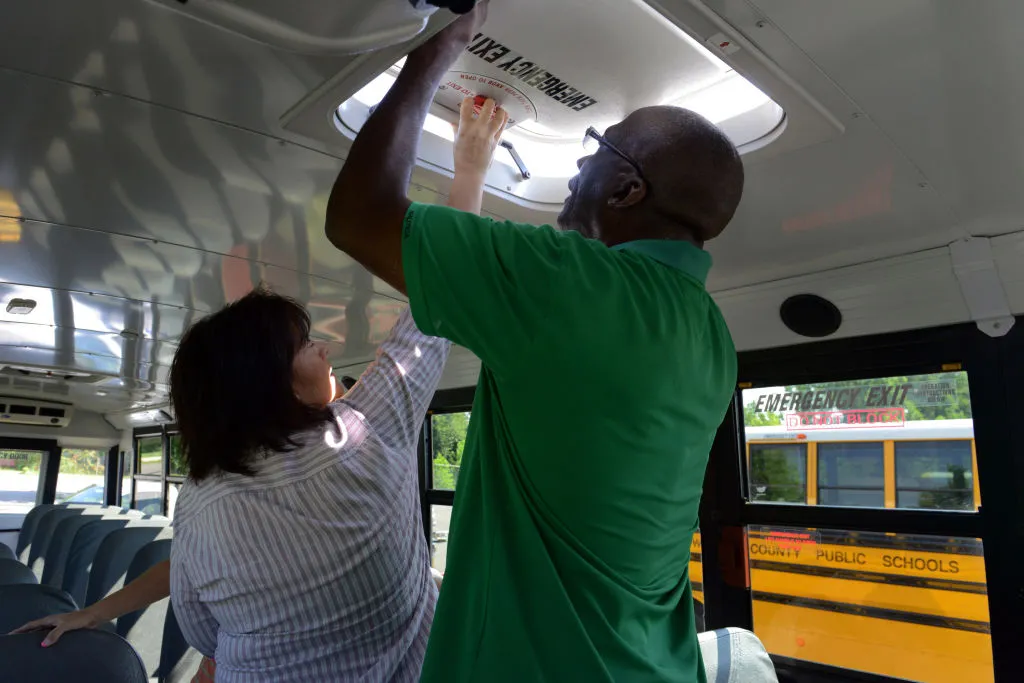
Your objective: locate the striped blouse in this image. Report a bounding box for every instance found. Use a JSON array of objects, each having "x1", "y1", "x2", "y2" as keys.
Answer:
[{"x1": 170, "y1": 309, "x2": 449, "y2": 682}]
